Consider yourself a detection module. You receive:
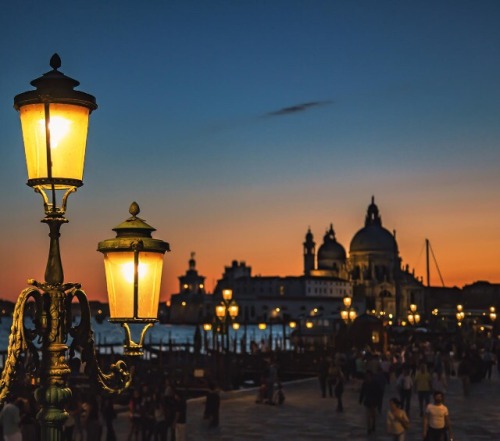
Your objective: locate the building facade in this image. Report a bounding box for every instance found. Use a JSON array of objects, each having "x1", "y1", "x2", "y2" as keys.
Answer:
[{"x1": 170, "y1": 197, "x2": 425, "y2": 324}]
